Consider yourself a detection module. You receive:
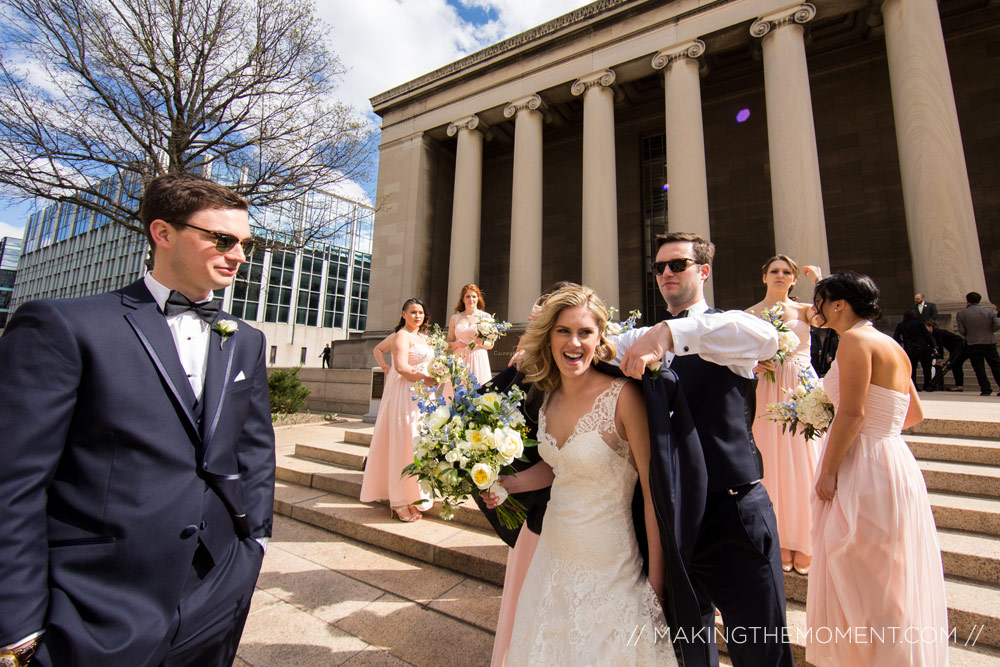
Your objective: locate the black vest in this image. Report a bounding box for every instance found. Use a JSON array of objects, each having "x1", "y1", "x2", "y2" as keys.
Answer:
[{"x1": 668, "y1": 310, "x2": 764, "y2": 493}]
